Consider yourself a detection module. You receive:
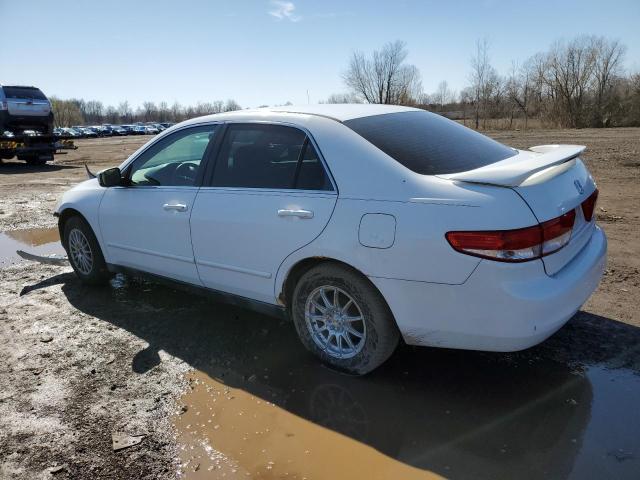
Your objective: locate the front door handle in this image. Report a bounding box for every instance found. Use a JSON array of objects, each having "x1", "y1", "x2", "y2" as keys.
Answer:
[
  {"x1": 277, "y1": 209, "x2": 314, "y2": 219},
  {"x1": 163, "y1": 203, "x2": 188, "y2": 212}
]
